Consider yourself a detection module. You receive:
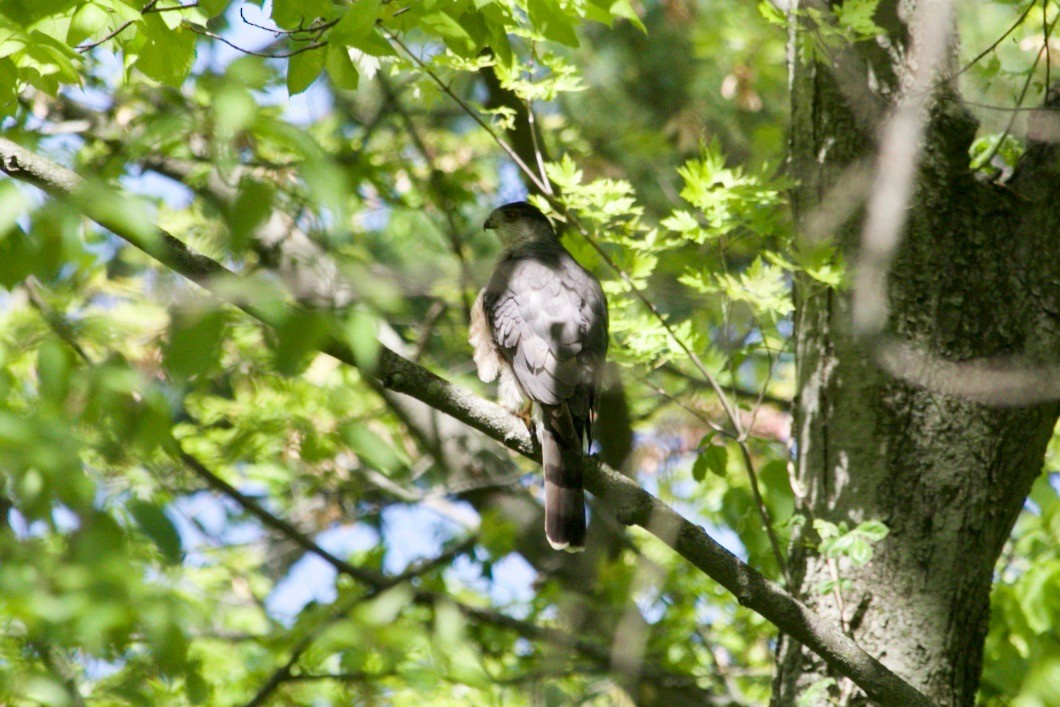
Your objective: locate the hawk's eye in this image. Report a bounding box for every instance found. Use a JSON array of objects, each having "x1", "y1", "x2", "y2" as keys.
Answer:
[{"x1": 504, "y1": 211, "x2": 516, "y2": 222}]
